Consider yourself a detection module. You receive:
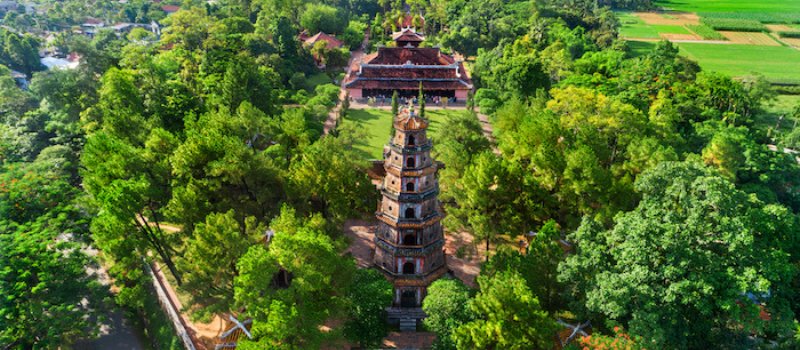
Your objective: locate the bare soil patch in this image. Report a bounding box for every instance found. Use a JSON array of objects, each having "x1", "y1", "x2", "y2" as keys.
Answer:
[
  {"x1": 781, "y1": 37, "x2": 800, "y2": 48},
  {"x1": 636, "y1": 11, "x2": 699, "y2": 25},
  {"x1": 766, "y1": 24, "x2": 796, "y2": 32},
  {"x1": 719, "y1": 31, "x2": 781, "y2": 46},
  {"x1": 661, "y1": 33, "x2": 702, "y2": 41}
]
